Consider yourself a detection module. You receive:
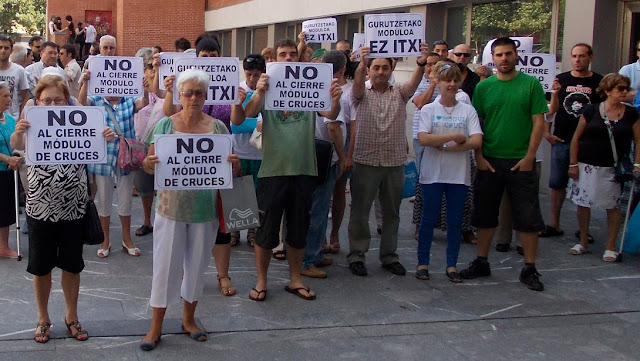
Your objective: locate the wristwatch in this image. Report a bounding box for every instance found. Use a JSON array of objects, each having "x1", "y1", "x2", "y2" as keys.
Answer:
[{"x1": 442, "y1": 144, "x2": 448, "y2": 151}]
